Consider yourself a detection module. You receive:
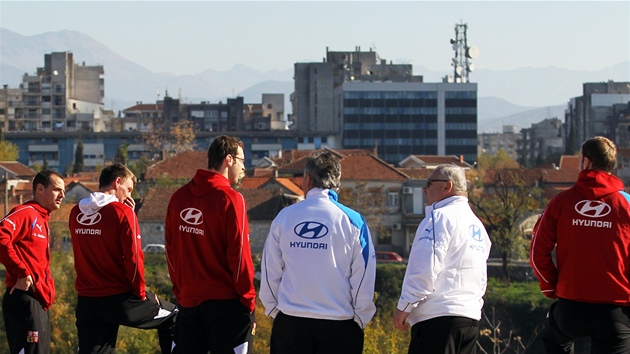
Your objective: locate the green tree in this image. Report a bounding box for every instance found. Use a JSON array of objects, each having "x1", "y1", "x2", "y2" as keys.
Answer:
[
  {"x1": 338, "y1": 182, "x2": 391, "y2": 244},
  {"x1": 143, "y1": 120, "x2": 196, "y2": 161},
  {"x1": 468, "y1": 151, "x2": 544, "y2": 287},
  {"x1": 0, "y1": 140, "x2": 19, "y2": 161},
  {"x1": 114, "y1": 143, "x2": 129, "y2": 165},
  {"x1": 73, "y1": 140, "x2": 85, "y2": 174}
]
